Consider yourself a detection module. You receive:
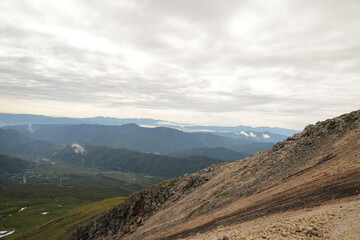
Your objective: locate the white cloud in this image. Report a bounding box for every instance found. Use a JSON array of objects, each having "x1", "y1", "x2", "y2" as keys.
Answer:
[
  {"x1": 248, "y1": 132, "x2": 258, "y2": 138},
  {"x1": 71, "y1": 143, "x2": 86, "y2": 155},
  {"x1": 237, "y1": 131, "x2": 258, "y2": 138},
  {"x1": 139, "y1": 125, "x2": 157, "y2": 128},
  {"x1": 262, "y1": 134, "x2": 270, "y2": 139},
  {"x1": 237, "y1": 131, "x2": 249, "y2": 137}
]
